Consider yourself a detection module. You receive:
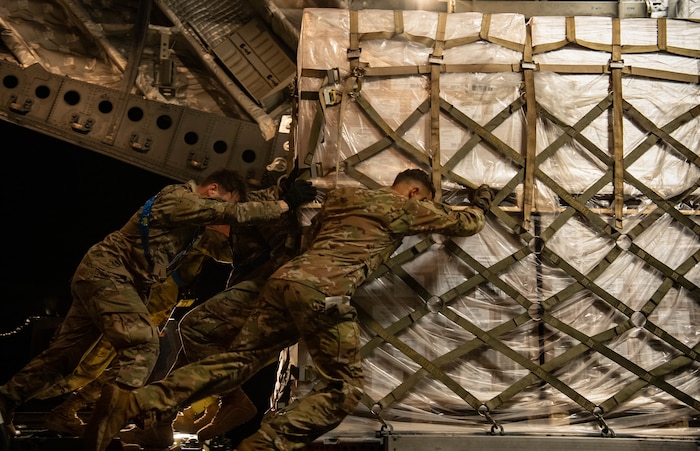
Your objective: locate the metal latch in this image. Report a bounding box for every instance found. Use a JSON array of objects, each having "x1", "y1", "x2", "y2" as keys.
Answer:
[
  {"x1": 429, "y1": 54, "x2": 444, "y2": 65},
  {"x1": 326, "y1": 68, "x2": 340, "y2": 85},
  {"x1": 322, "y1": 87, "x2": 341, "y2": 106}
]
